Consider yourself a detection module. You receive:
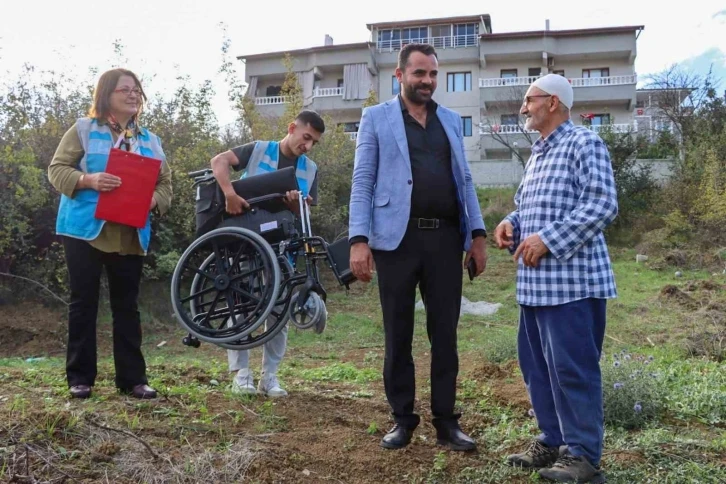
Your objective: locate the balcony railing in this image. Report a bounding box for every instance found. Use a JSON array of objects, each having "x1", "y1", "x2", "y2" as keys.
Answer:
[
  {"x1": 479, "y1": 124, "x2": 538, "y2": 135},
  {"x1": 479, "y1": 74, "x2": 637, "y2": 89},
  {"x1": 479, "y1": 123, "x2": 637, "y2": 135},
  {"x1": 479, "y1": 76, "x2": 541, "y2": 88},
  {"x1": 254, "y1": 87, "x2": 345, "y2": 106},
  {"x1": 313, "y1": 87, "x2": 344, "y2": 97},
  {"x1": 377, "y1": 34, "x2": 478, "y2": 52},
  {"x1": 254, "y1": 96, "x2": 289, "y2": 105}
]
